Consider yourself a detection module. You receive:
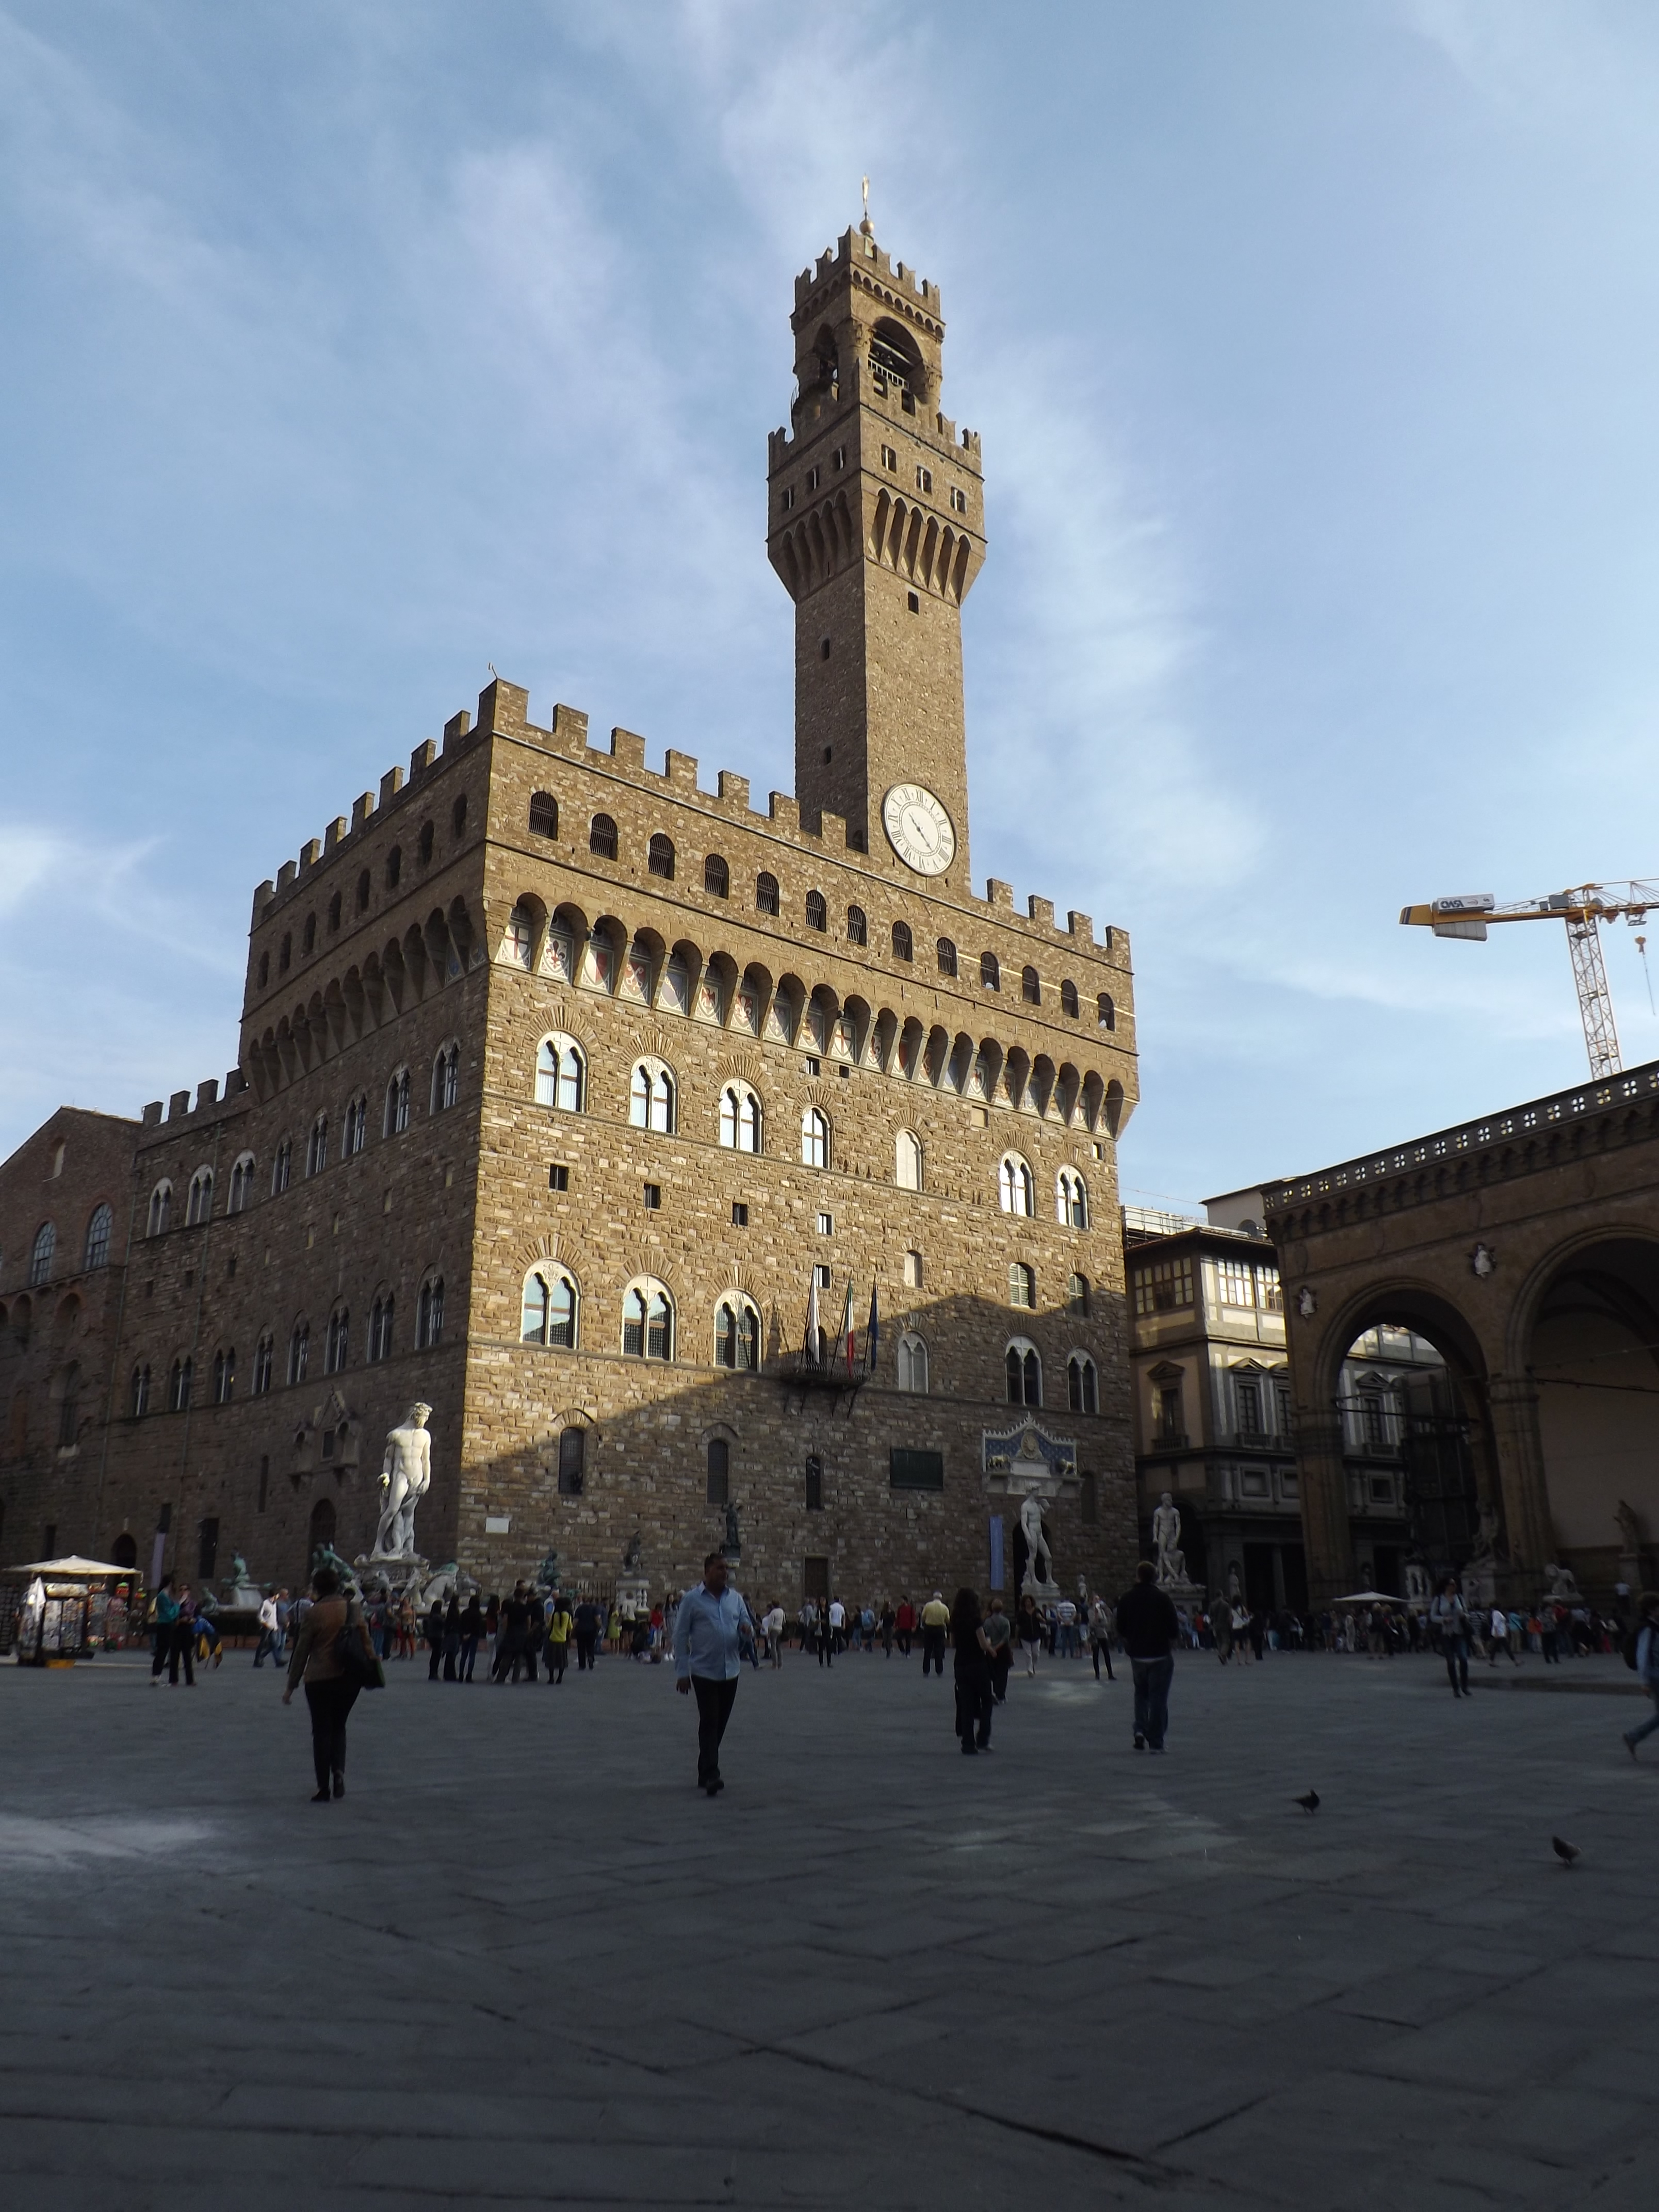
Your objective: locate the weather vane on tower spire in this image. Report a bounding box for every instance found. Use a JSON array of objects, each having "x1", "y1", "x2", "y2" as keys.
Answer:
[{"x1": 860, "y1": 175, "x2": 872, "y2": 235}]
